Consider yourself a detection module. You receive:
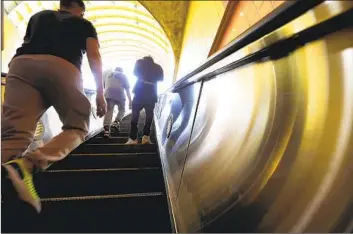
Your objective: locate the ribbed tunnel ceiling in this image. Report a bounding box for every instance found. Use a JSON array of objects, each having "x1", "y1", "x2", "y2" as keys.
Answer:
[
  {"x1": 3, "y1": 1, "x2": 177, "y2": 89},
  {"x1": 139, "y1": 1, "x2": 190, "y2": 63}
]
